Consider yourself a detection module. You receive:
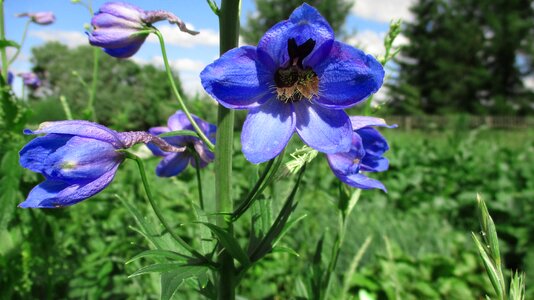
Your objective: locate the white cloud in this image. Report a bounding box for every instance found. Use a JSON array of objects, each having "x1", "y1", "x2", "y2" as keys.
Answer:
[
  {"x1": 147, "y1": 24, "x2": 218, "y2": 48},
  {"x1": 346, "y1": 30, "x2": 407, "y2": 57},
  {"x1": 30, "y1": 30, "x2": 87, "y2": 48},
  {"x1": 352, "y1": 0, "x2": 416, "y2": 23}
]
